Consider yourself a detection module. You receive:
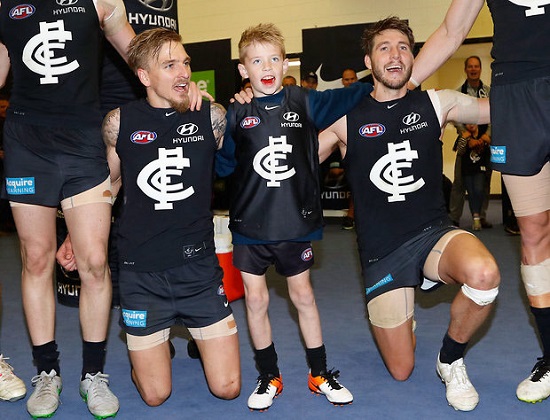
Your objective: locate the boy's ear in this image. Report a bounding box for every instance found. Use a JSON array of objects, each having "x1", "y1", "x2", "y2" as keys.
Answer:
[
  {"x1": 238, "y1": 63, "x2": 248, "y2": 79},
  {"x1": 282, "y1": 58, "x2": 289, "y2": 75}
]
